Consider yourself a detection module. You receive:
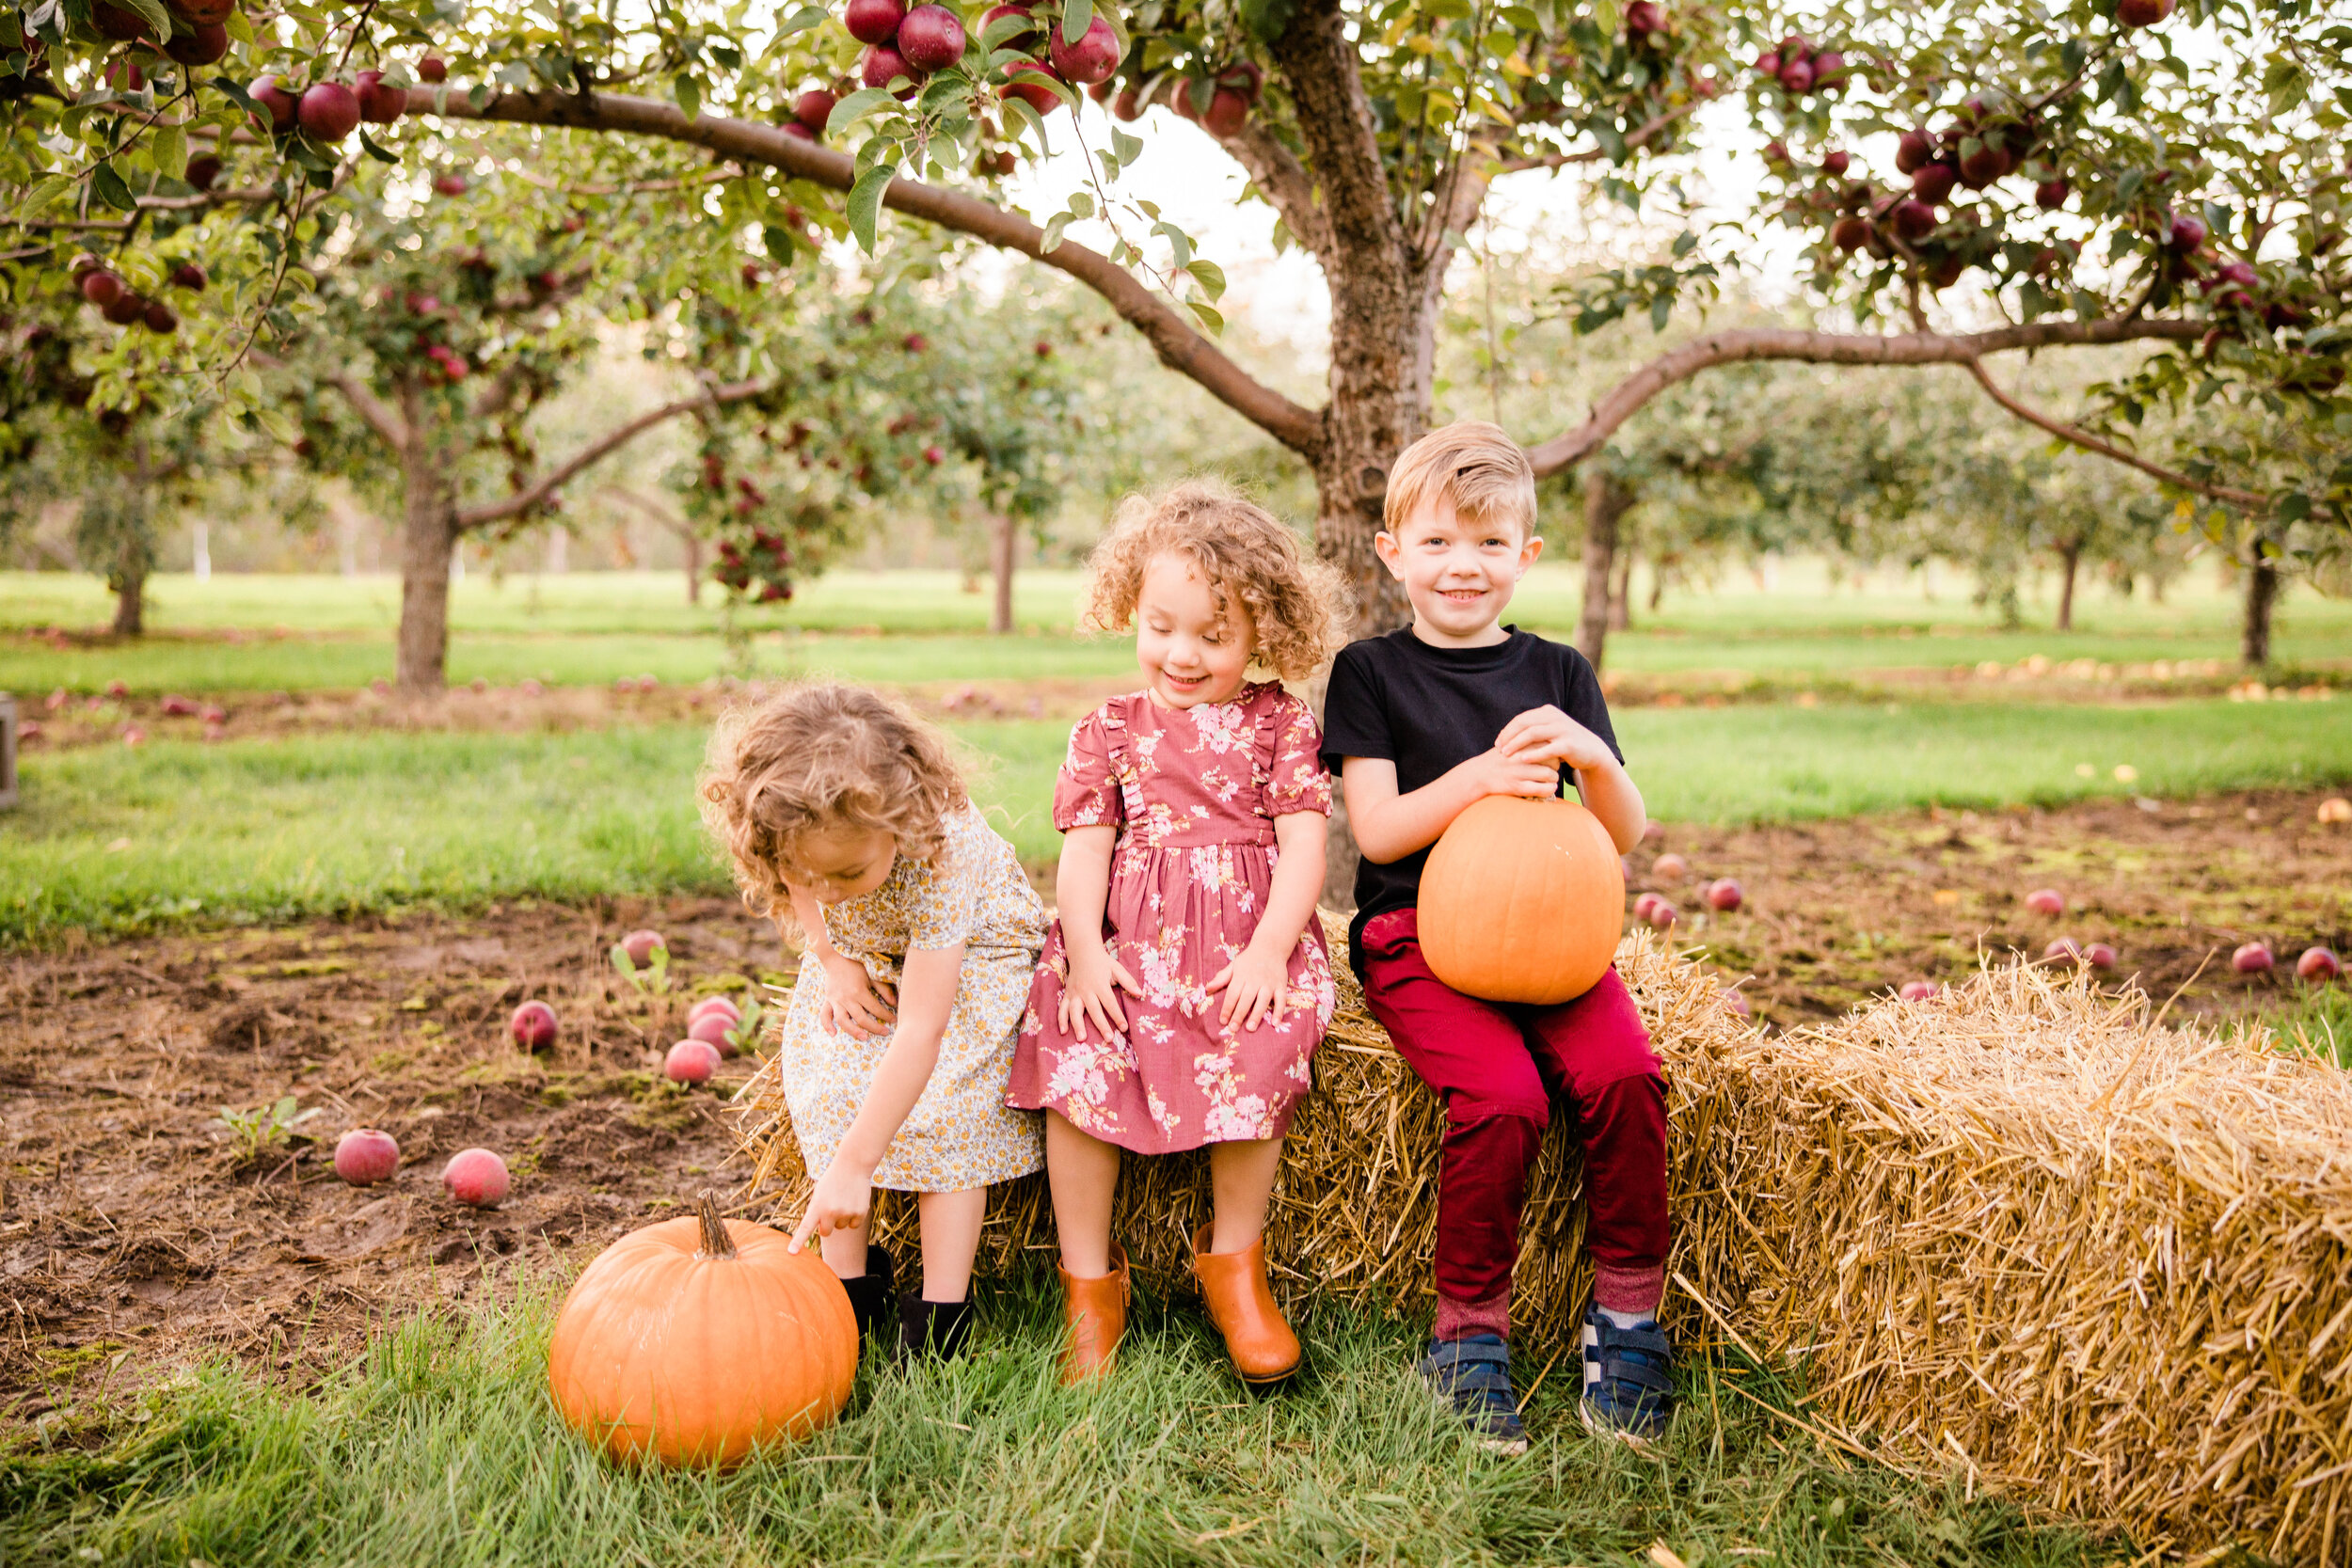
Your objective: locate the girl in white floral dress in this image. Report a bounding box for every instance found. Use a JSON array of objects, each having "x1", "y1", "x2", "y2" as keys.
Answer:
[
  {"x1": 1008, "y1": 483, "x2": 1345, "y2": 1386},
  {"x1": 703, "y1": 683, "x2": 1045, "y2": 1360}
]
